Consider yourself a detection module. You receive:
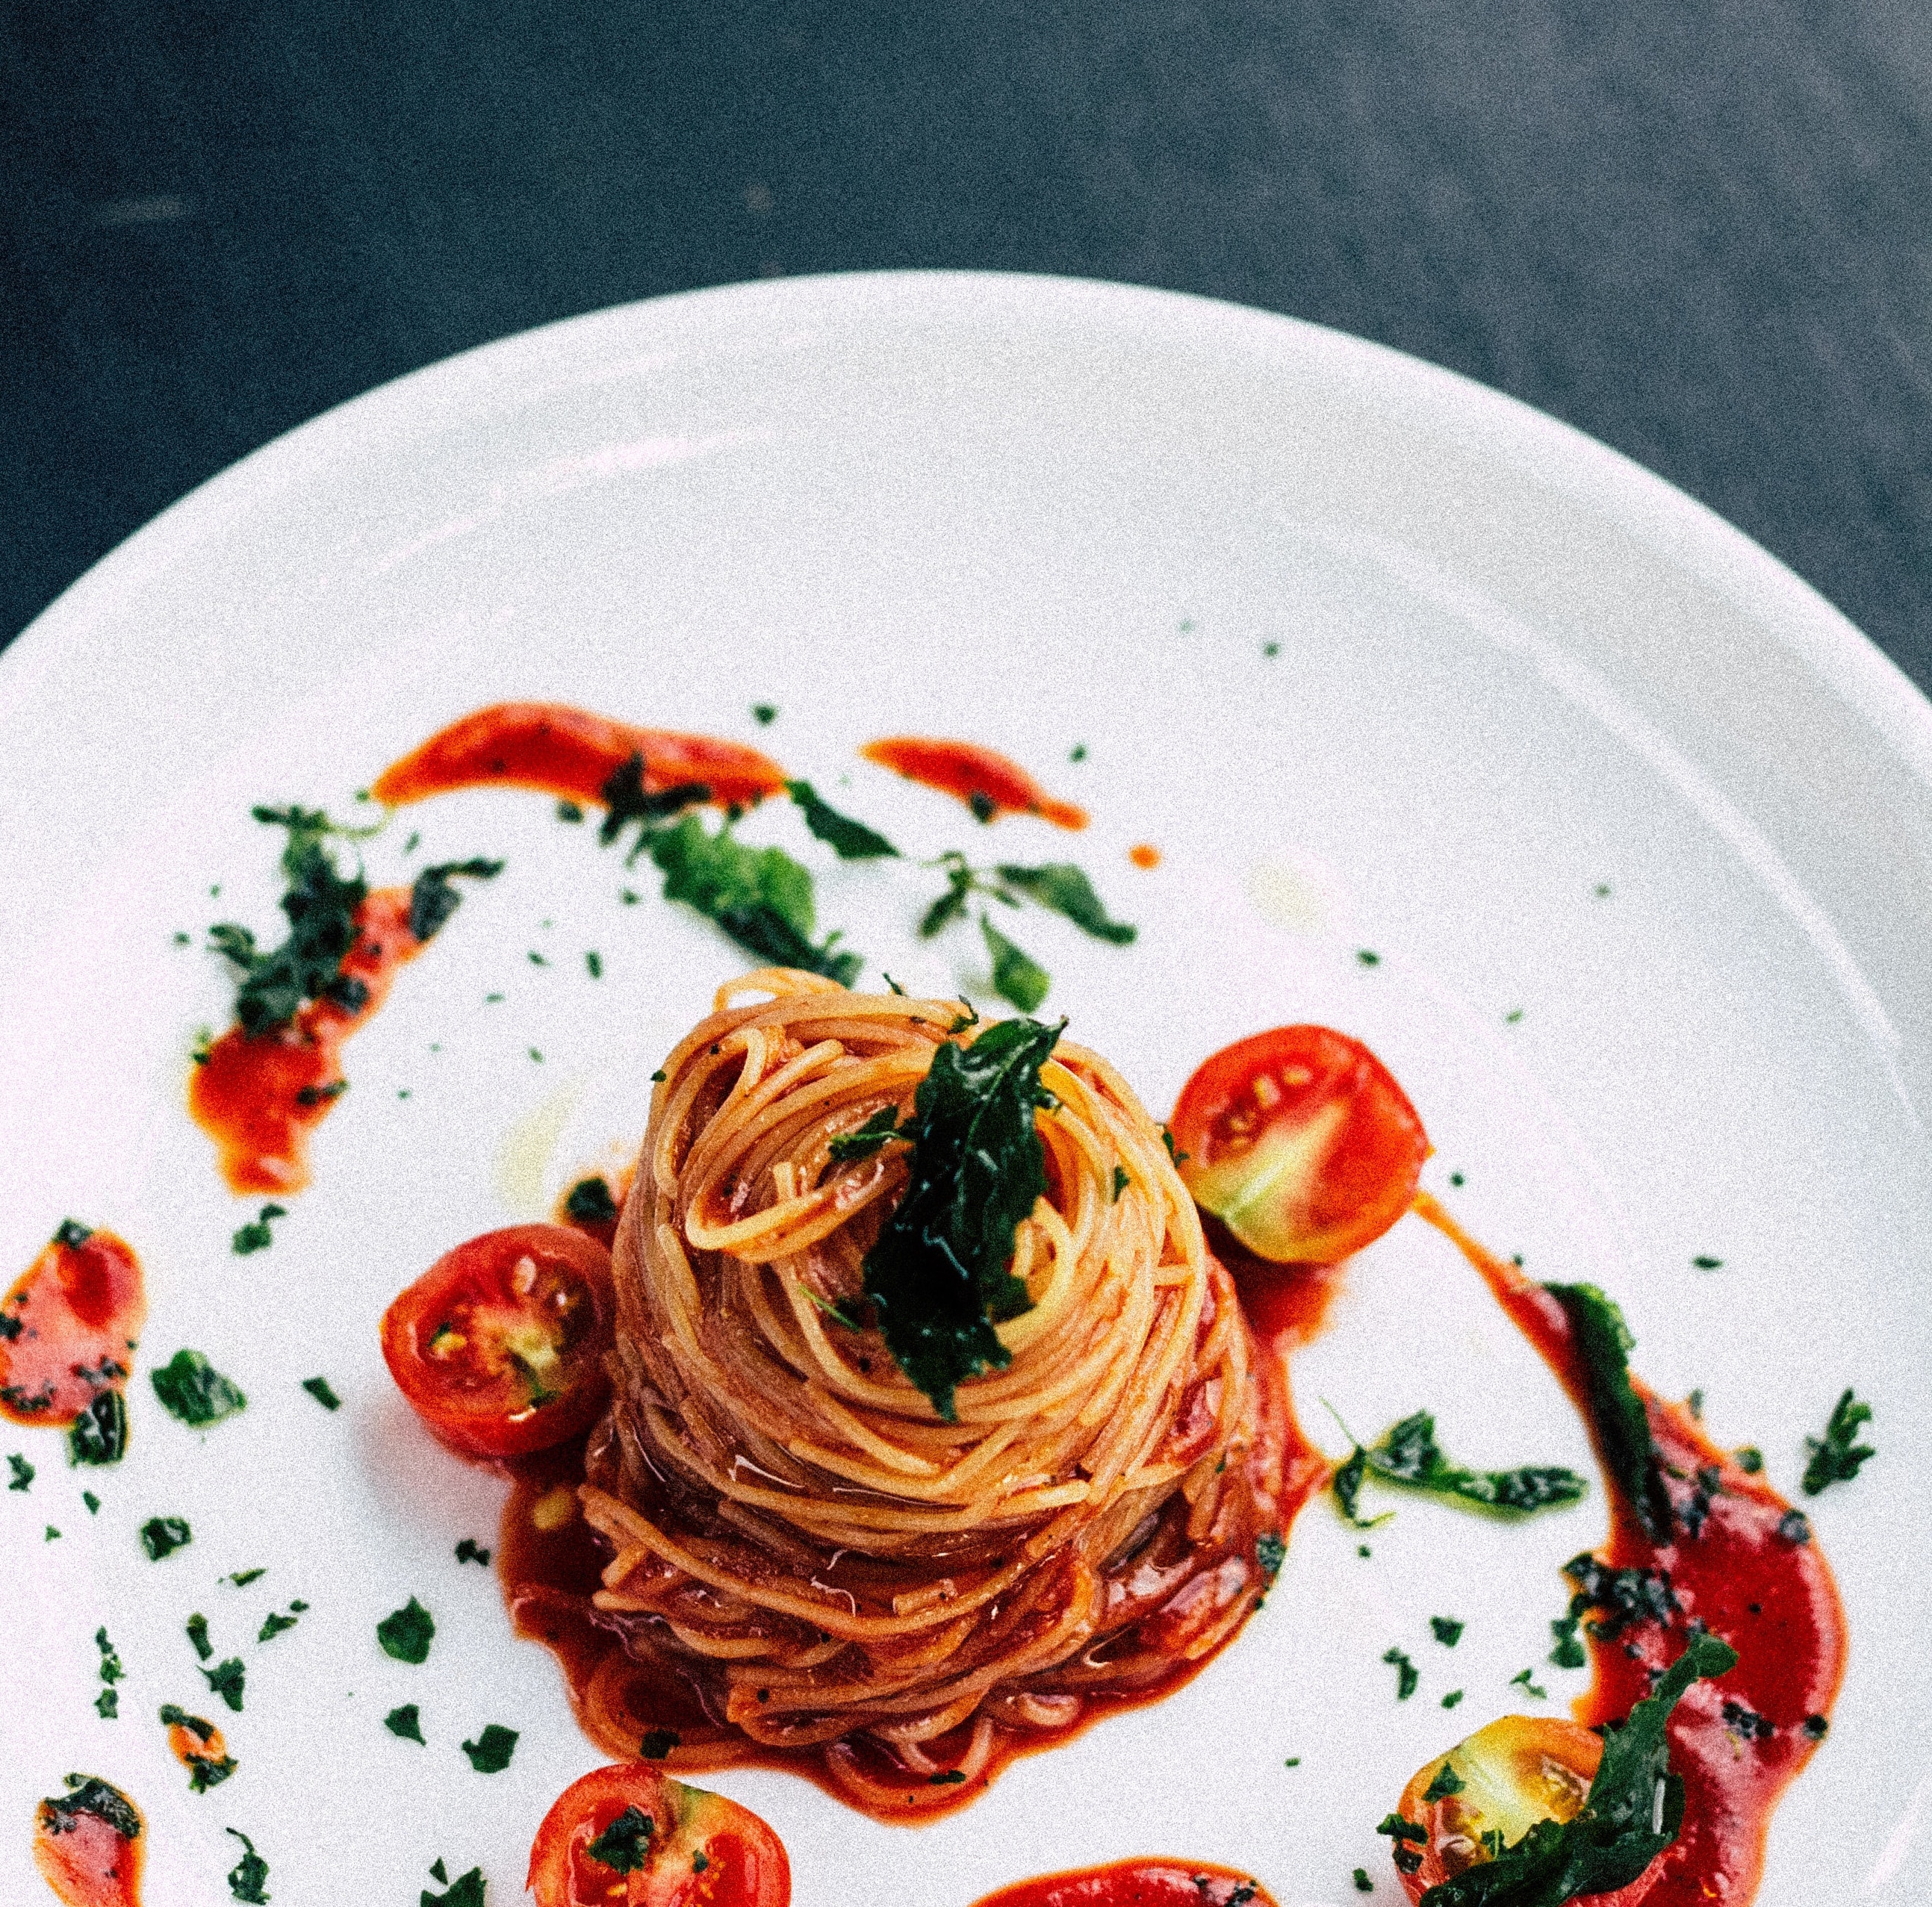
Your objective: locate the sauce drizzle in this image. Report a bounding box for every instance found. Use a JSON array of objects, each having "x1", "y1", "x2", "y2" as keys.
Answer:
[
  {"x1": 971, "y1": 1859, "x2": 1281, "y2": 1906},
  {"x1": 189, "y1": 888, "x2": 423, "y2": 1194},
  {"x1": 373, "y1": 703, "x2": 786, "y2": 811},
  {"x1": 860, "y1": 737, "x2": 1088, "y2": 830},
  {"x1": 1414, "y1": 1193, "x2": 1845, "y2": 1907}
]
